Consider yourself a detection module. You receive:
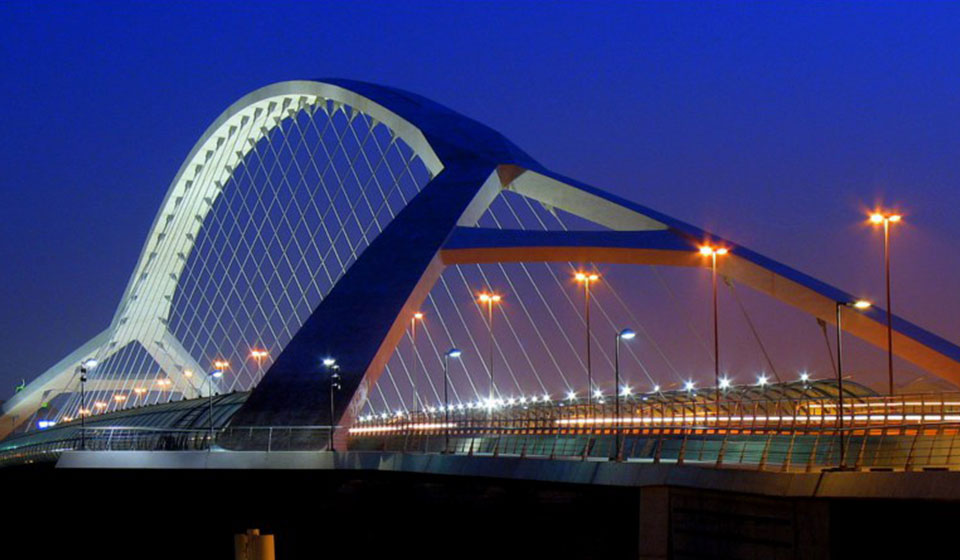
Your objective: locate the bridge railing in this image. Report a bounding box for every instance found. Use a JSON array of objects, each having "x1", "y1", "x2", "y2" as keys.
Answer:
[
  {"x1": 6, "y1": 388, "x2": 960, "y2": 472},
  {"x1": 0, "y1": 425, "x2": 337, "y2": 465},
  {"x1": 349, "y1": 421, "x2": 960, "y2": 472},
  {"x1": 4, "y1": 421, "x2": 960, "y2": 472}
]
